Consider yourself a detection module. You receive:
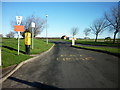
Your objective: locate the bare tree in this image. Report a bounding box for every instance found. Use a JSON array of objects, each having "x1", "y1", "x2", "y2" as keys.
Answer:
[
  {"x1": 6, "y1": 31, "x2": 15, "y2": 38},
  {"x1": 104, "y1": 4, "x2": 120, "y2": 43},
  {"x1": 84, "y1": 28, "x2": 91, "y2": 37},
  {"x1": 11, "y1": 15, "x2": 45, "y2": 38},
  {"x1": 71, "y1": 27, "x2": 79, "y2": 38},
  {"x1": 90, "y1": 18, "x2": 109, "y2": 42}
]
